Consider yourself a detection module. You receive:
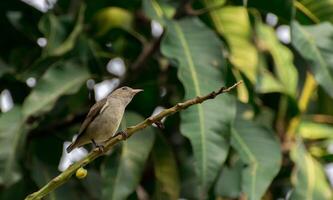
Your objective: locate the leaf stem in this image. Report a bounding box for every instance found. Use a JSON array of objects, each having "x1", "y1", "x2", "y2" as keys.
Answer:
[
  {"x1": 25, "y1": 81, "x2": 242, "y2": 200},
  {"x1": 286, "y1": 73, "x2": 316, "y2": 141},
  {"x1": 276, "y1": 95, "x2": 288, "y2": 137}
]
